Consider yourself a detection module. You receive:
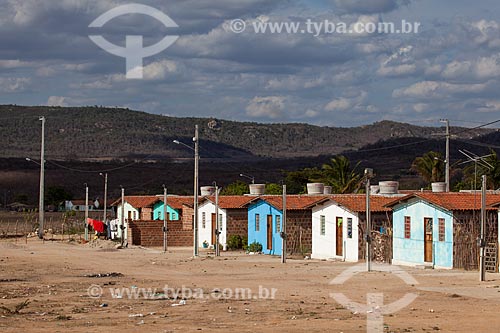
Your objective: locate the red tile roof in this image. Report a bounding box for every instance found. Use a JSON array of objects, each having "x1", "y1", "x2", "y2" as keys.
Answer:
[
  {"x1": 201, "y1": 196, "x2": 257, "y2": 209},
  {"x1": 385, "y1": 192, "x2": 500, "y2": 211},
  {"x1": 255, "y1": 195, "x2": 329, "y2": 210},
  {"x1": 163, "y1": 196, "x2": 194, "y2": 209},
  {"x1": 329, "y1": 195, "x2": 395, "y2": 213},
  {"x1": 123, "y1": 196, "x2": 161, "y2": 209}
]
